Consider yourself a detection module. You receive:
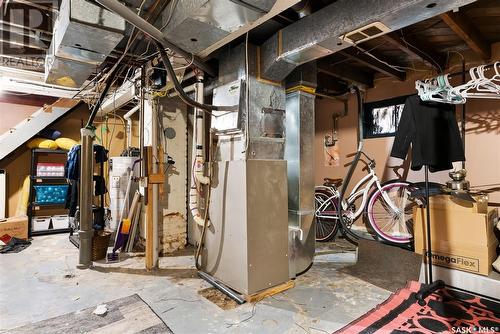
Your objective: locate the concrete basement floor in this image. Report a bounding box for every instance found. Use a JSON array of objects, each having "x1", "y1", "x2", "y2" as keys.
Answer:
[{"x1": 0, "y1": 235, "x2": 391, "y2": 333}]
